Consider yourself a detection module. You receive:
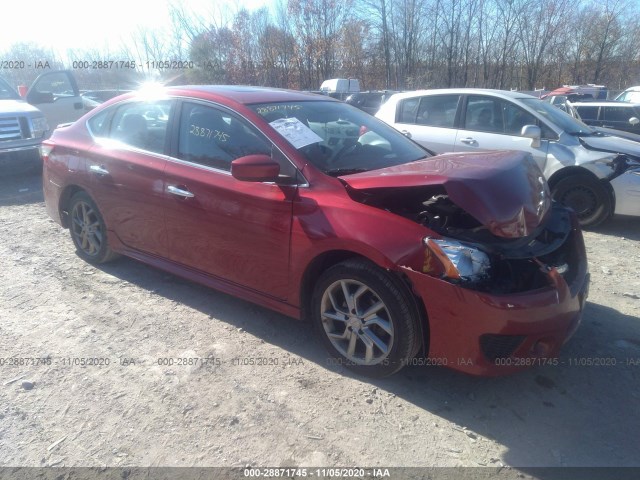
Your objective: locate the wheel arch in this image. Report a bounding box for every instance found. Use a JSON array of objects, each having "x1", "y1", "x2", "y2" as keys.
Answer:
[
  {"x1": 547, "y1": 166, "x2": 615, "y2": 212},
  {"x1": 547, "y1": 166, "x2": 599, "y2": 189},
  {"x1": 58, "y1": 185, "x2": 88, "y2": 228},
  {"x1": 299, "y1": 249, "x2": 429, "y2": 357}
]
